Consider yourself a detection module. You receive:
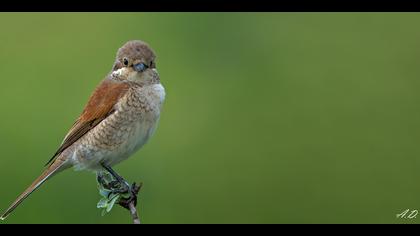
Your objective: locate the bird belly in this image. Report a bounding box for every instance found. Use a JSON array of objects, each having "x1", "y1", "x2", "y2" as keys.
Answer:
[
  {"x1": 106, "y1": 116, "x2": 159, "y2": 167},
  {"x1": 71, "y1": 114, "x2": 159, "y2": 171}
]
